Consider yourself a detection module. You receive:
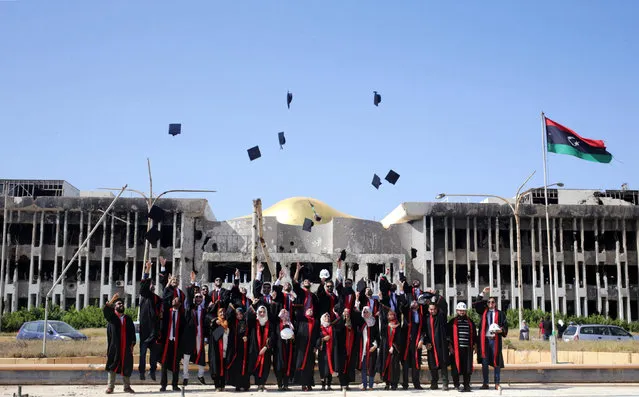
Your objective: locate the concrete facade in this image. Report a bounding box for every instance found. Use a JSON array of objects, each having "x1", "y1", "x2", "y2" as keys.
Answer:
[{"x1": 1, "y1": 182, "x2": 638, "y2": 321}]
